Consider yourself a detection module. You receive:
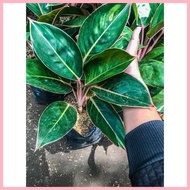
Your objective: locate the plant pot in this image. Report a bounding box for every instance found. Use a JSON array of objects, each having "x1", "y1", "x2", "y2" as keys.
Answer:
[
  {"x1": 66, "y1": 126, "x2": 103, "y2": 150},
  {"x1": 30, "y1": 86, "x2": 66, "y2": 105},
  {"x1": 30, "y1": 86, "x2": 103, "y2": 149}
]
